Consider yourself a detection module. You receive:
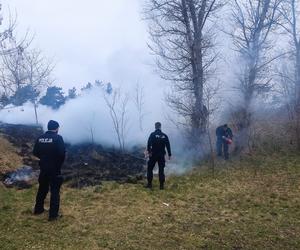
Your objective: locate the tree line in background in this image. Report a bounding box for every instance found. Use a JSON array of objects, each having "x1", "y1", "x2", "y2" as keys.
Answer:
[
  {"x1": 144, "y1": 0, "x2": 300, "y2": 154},
  {"x1": 0, "y1": 80, "x2": 112, "y2": 110}
]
